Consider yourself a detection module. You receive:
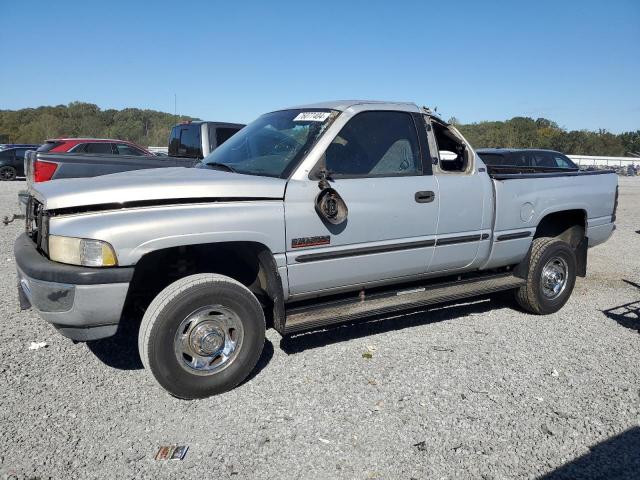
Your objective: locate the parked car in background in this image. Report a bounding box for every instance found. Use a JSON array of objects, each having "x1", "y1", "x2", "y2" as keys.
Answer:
[
  {"x1": 37, "y1": 138, "x2": 154, "y2": 156},
  {"x1": 0, "y1": 143, "x2": 40, "y2": 151},
  {"x1": 24, "y1": 150, "x2": 198, "y2": 184},
  {"x1": 0, "y1": 146, "x2": 40, "y2": 180},
  {"x1": 168, "y1": 121, "x2": 244, "y2": 159},
  {"x1": 476, "y1": 148, "x2": 579, "y2": 173},
  {"x1": 23, "y1": 138, "x2": 177, "y2": 185}
]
